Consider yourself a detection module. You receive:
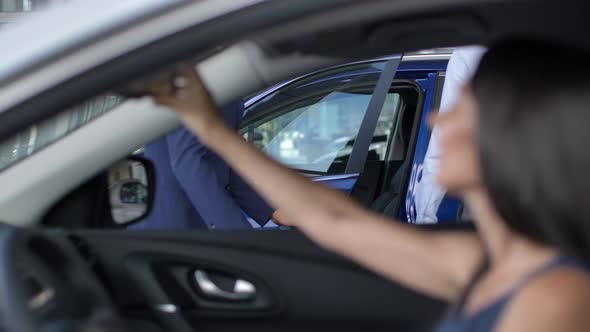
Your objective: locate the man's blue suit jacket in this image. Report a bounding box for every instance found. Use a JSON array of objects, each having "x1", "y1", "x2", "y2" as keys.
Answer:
[{"x1": 131, "y1": 102, "x2": 274, "y2": 230}]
